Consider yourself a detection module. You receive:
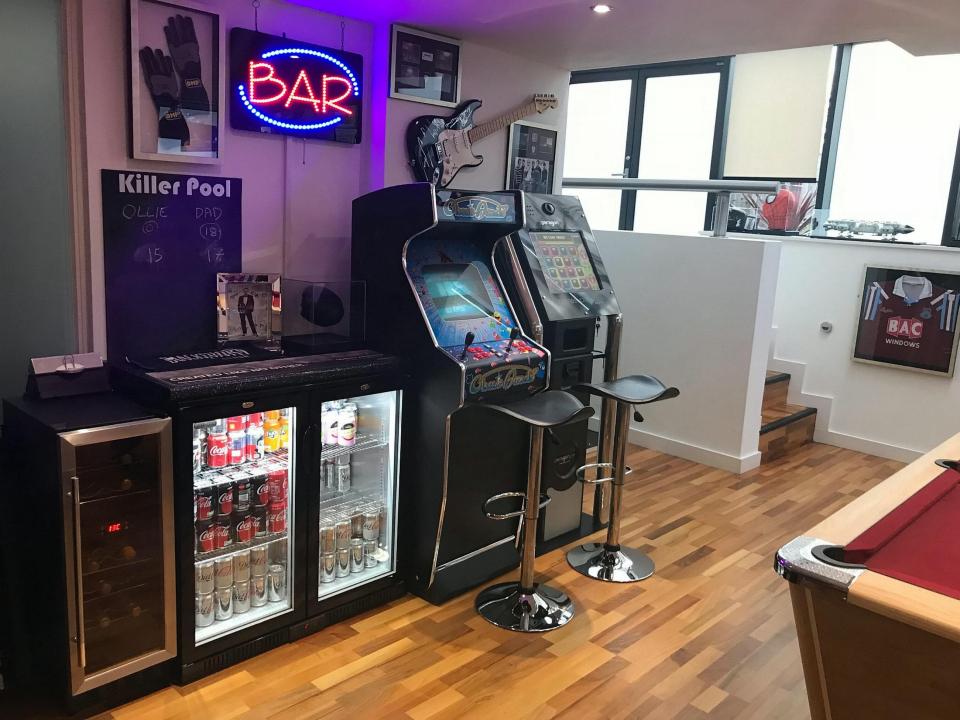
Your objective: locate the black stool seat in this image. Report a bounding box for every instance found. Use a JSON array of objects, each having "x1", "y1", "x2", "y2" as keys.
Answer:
[
  {"x1": 481, "y1": 390, "x2": 594, "y2": 428},
  {"x1": 575, "y1": 375, "x2": 679, "y2": 406}
]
